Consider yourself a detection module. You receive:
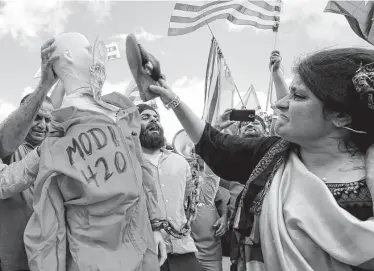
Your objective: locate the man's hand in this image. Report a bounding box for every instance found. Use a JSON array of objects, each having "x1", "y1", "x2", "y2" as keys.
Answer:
[
  {"x1": 269, "y1": 50, "x2": 282, "y2": 73},
  {"x1": 40, "y1": 37, "x2": 60, "y2": 90},
  {"x1": 213, "y1": 214, "x2": 228, "y2": 237},
  {"x1": 214, "y1": 109, "x2": 235, "y2": 132},
  {"x1": 153, "y1": 230, "x2": 167, "y2": 266}
]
